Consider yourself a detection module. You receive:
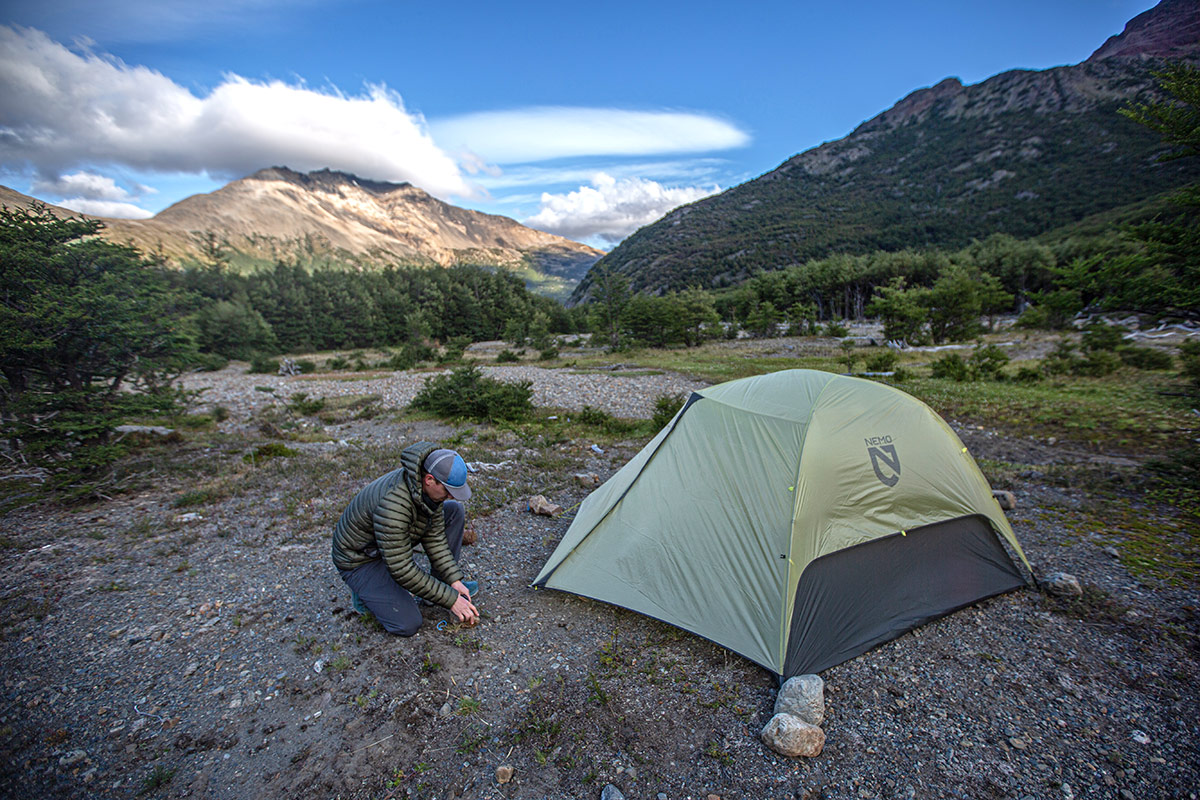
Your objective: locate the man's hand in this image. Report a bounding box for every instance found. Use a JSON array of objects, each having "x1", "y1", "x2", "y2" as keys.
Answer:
[
  {"x1": 450, "y1": 579, "x2": 472, "y2": 602},
  {"x1": 450, "y1": 593, "x2": 478, "y2": 626}
]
